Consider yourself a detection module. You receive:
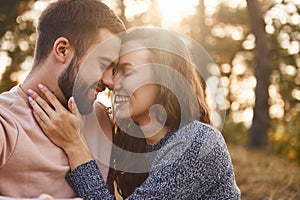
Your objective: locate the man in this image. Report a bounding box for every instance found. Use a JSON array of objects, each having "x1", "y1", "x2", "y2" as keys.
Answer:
[{"x1": 0, "y1": 0, "x2": 125, "y2": 198}]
